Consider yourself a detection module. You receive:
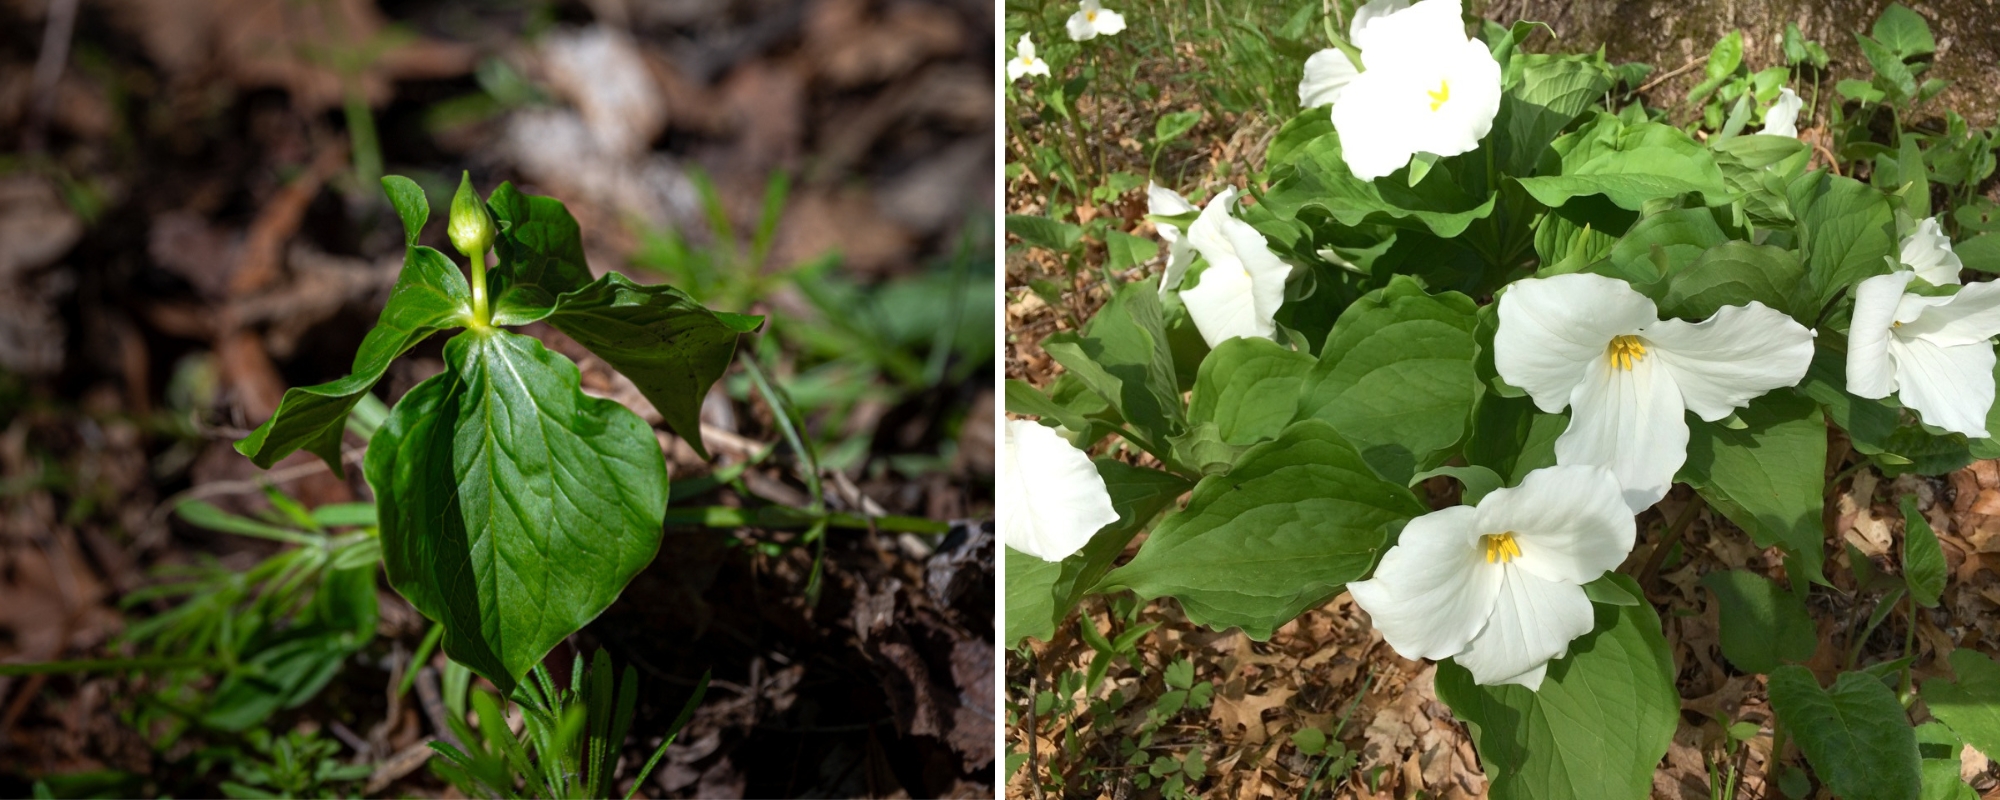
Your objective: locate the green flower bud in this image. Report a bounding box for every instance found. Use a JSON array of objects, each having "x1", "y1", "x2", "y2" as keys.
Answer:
[{"x1": 448, "y1": 171, "x2": 495, "y2": 259}]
